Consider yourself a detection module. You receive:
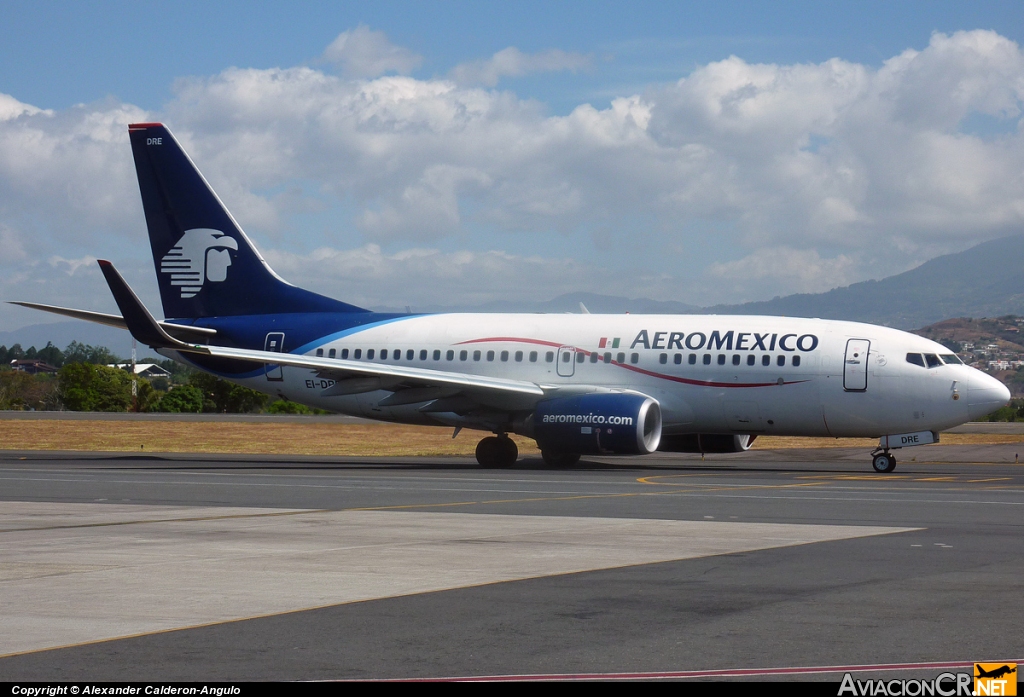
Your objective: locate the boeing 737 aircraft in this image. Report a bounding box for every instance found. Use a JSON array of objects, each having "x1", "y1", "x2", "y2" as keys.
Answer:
[{"x1": 13, "y1": 123, "x2": 1012, "y2": 472}]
